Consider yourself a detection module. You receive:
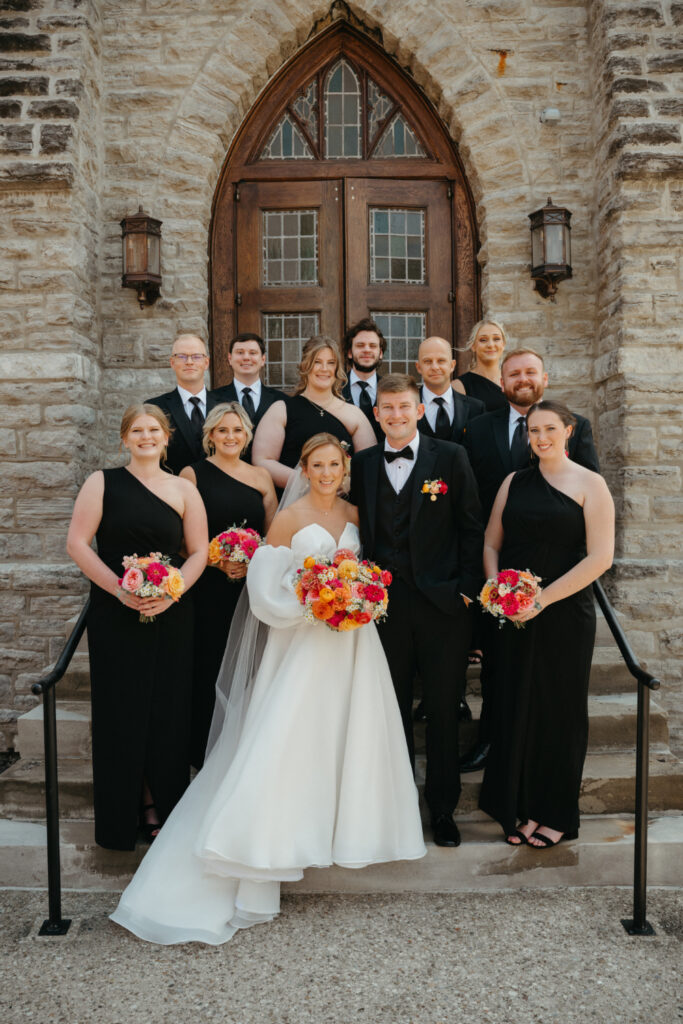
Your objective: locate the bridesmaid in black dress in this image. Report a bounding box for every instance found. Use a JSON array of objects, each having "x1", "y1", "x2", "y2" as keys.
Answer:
[
  {"x1": 66, "y1": 404, "x2": 208, "y2": 850},
  {"x1": 479, "y1": 401, "x2": 613, "y2": 848},
  {"x1": 252, "y1": 335, "x2": 376, "y2": 492},
  {"x1": 180, "y1": 402, "x2": 277, "y2": 768},
  {"x1": 453, "y1": 318, "x2": 508, "y2": 412}
]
